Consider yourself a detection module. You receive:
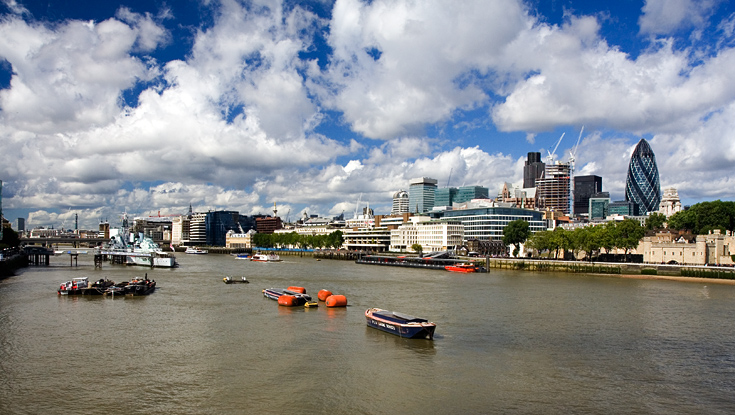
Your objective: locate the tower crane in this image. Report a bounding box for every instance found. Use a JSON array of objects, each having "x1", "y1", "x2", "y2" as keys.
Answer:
[
  {"x1": 568, "y1": 126, "x2": 584, "y2": 176},
  {"x1": 546, "y1": 132, "x2": 565, "y2": 165},
  {"x1": 354, "y1": 193, "x2": 362, "y2": 219},
  {"x1": 568, "y1": 126, "x2": 585, "y2": 217}
]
